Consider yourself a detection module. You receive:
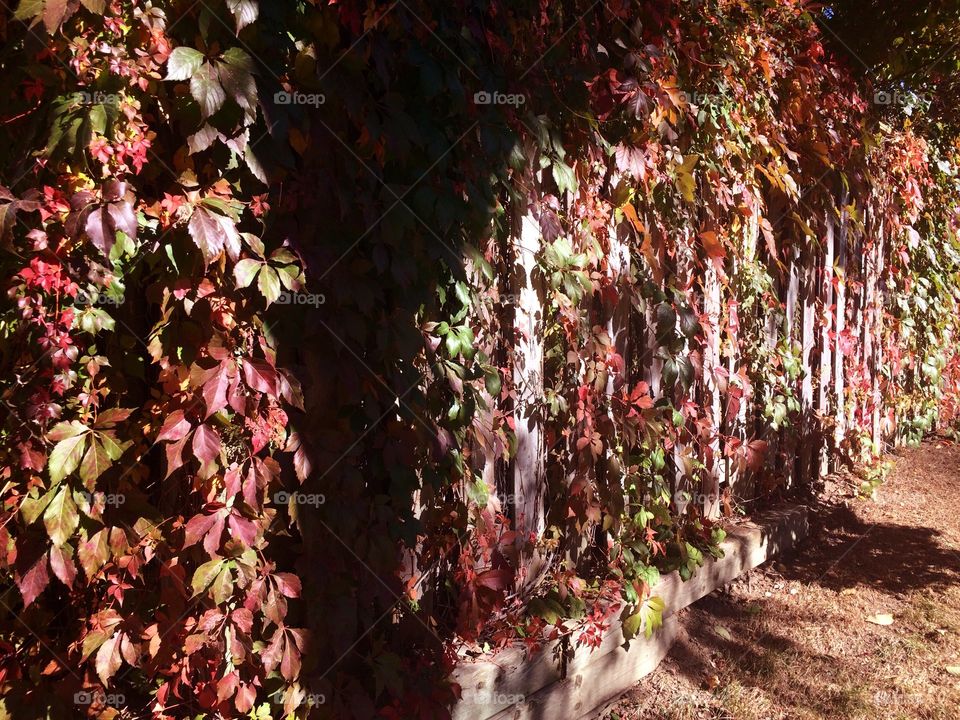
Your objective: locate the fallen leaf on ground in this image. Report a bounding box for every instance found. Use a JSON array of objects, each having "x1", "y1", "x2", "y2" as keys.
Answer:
[
  {"x1": 945, "y1": 666, "x2": 960, "y2": 676},
  {"x1": 865, "y1": 613, "x2": 894, "y2": 626}
]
